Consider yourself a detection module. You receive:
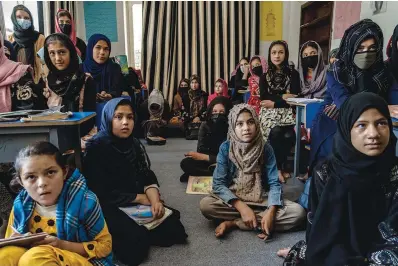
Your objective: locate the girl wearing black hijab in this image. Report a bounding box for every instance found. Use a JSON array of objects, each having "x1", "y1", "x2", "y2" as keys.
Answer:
[
  {"x1": 84, "y1": 98, "x2": 187, "y2": 265},
  {"x1": 43, "y1": 33, "x2": 96, "y2": 113},
  {"x1": 309, "y1": 19, "x2": 391, "y2": 176},
  {"x1": 280, "y1": 92, "x2": 398, "y2": 266},
  {"x1": 230, "y1": 57, "x2": 251, "y2": 103},
  {"x1": 179, "y1": 96, "x2": 232, "y2": 182},
  {"x1": 11, "y1": 5, "x2": 45, "y2": 84},
  {"x1": 83, "y1": 34, "x2": 122, "y2": 102}
]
